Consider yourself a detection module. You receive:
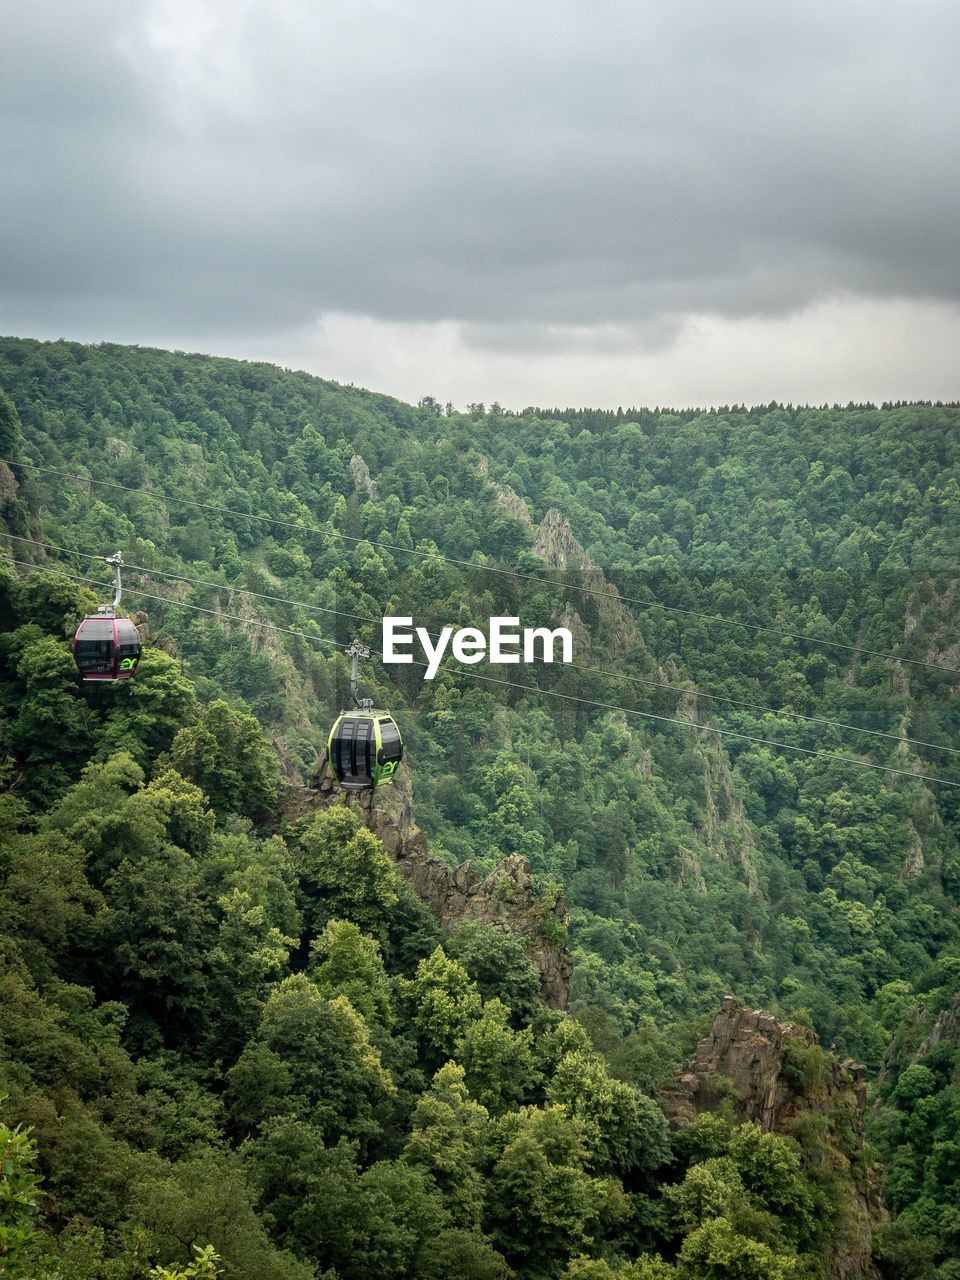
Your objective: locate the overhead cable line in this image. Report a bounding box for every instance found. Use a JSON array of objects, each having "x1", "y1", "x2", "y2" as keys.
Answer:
[
  {"x1": 5, "y1": 553, "x2": 959, "y2": 793},
  {"x1": 6, "y1": 456, "x2": 957, "y2": 676},
  {"x1": 4, "y1": 532, "x2": 379, "y2": 632},
  {"x1": 2, "y1": 555, "x2": 345, "y2": 655},
  {"x1": 394, "y1": 657, "x2": 960, "y2": 791},
  {"x1": 7, "y1": 531, "x2": 960, "y2": 760}
]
